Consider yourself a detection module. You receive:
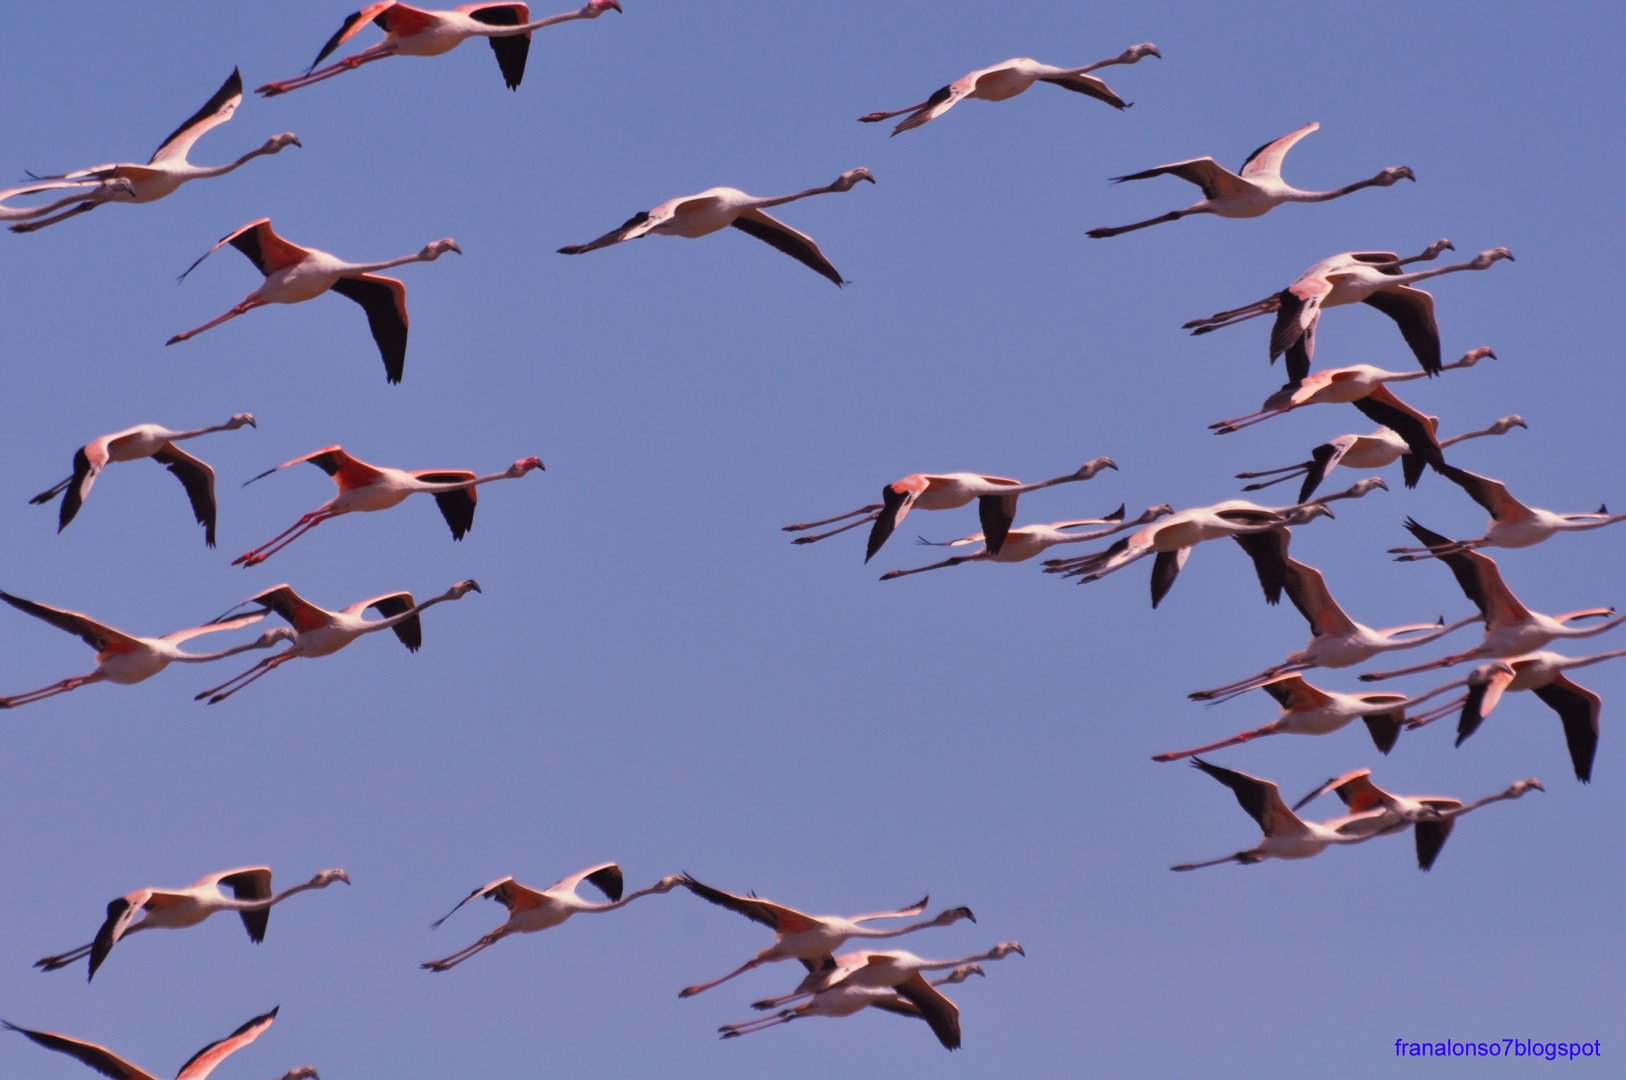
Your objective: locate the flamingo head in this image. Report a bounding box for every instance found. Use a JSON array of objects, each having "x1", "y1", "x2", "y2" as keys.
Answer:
[
  {"x1": 1077, "y1": 456, "x2": 1118, "y2": 479},
  {"x1": 423, "y1": 238, "x2": 462, "y2": 259},
  {"x1": 1488, "y1": 415, "x2": 1527, "y2": 434},
  {"x1": 1455, "y1": 346, "x2": 1496, "y2": 367},
  {"x1": 1507, "y1": 779, "x2": 1544, "y2": 797},
  {"x1": 1347, "y1": 477, "x2": 1389, "y2": 498},
  {"x1": 940, "y1": 964, "x2": 985, "y2": 984},
  {"x1": 988, "y1": 941, "x2": 1025, "y2": 959},
  {"x1": 313, "y1": 868, "x2": 352, "y2": 887},
  {"x1": 1121, "y1": 42, "x2": 1161, "y2": 62},
  {"x1": 266, "y1": 133, "x2": 302, "y2": 152},
  {"x1": 1470, "y1": 246, "x2": 1514, "y2": 268},
  {"x1": 227, "y1": 413, "x2": 258, "y2": 429},
  {"x1": 278, "y1": 1070, "x2": 320, "y2": 1080},
  {"x1": 1421, "y1": 238, "x2": 1455, "y2": 258},
  {"x1": 585, "y1": 0, "x2": 623, "y2": 14},
  {"x1": 831, "y1": 167, "x2": 876, "y2": 191},
  {"x1": 255, "y1": 627, "x2": 297, "y2": 648},
  {"x1": 653, "y1": 875, "x2": 685, "y2": 892},
  {"x1": 1375, "y1": 166, "x2": 1416, "y2": 185},
  {"x1": 509, "y1": 456, "x2": 545, "y2": 476},
  {"x1": 933, "y1": 906, "x2": 976, "y2": 926},
  {"x1": 449, "y1": 579, "x2": 483, "y2": 598},
  {"x1": 1137, "y1": 503, "x2": 1175, "y2": 523}
]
